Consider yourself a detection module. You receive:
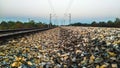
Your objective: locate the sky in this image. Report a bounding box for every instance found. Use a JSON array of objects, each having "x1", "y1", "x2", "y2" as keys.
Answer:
[{"x1": 0, "y1": 0, "x2": 120, "y2": 25}]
